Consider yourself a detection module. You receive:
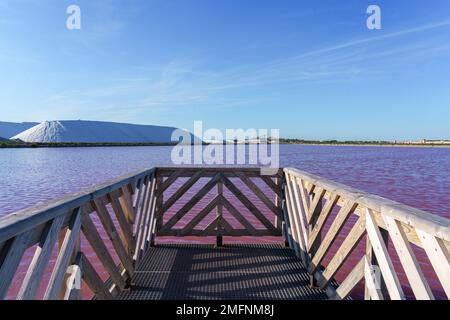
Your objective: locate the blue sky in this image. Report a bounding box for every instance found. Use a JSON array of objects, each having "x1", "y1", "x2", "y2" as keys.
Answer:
[{"x1": 1, "y1": 0, "x2": 450, "y2": 140}]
